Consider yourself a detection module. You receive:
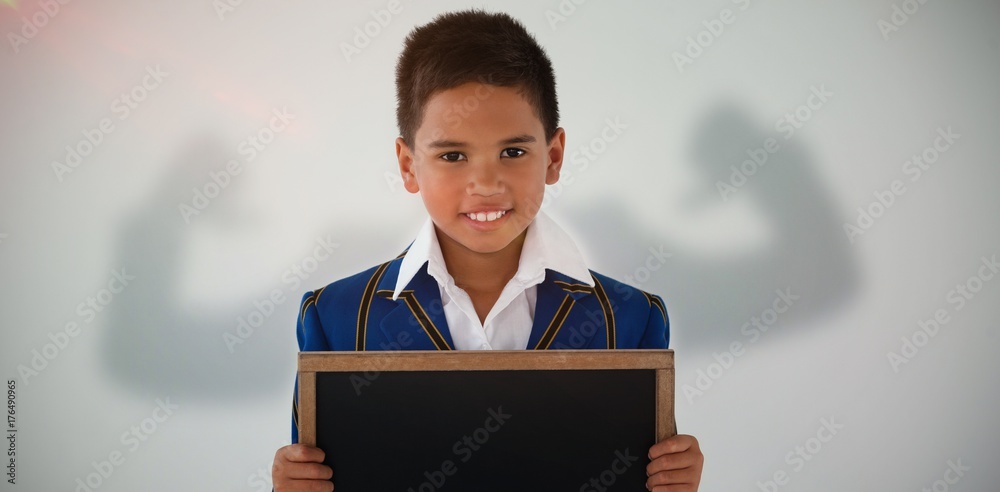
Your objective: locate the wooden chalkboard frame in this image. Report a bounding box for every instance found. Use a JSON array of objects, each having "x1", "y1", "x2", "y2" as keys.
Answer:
[{"x1": 297, "y1": 349, "x2": 675, "y2": 448}]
